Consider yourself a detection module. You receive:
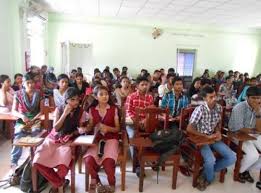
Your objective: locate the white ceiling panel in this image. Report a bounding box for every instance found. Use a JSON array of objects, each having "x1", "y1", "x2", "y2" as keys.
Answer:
[{"x1": 39, "y1": 0, "x2": 261, "y2": 28}]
